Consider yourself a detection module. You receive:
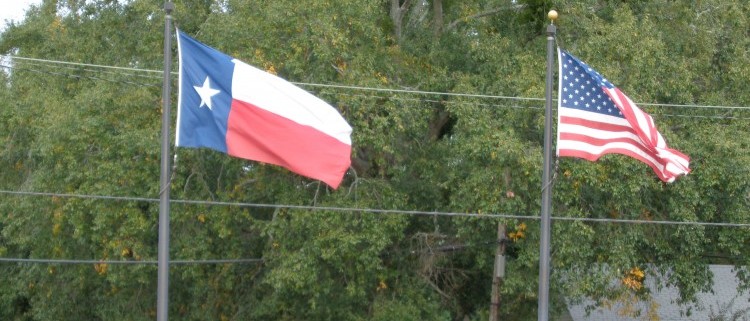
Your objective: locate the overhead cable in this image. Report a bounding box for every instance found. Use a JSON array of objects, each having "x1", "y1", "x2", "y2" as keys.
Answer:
[
  {"x1": 1, "y1": 189, "x2": 749, "y2": 228},
  {"x1": 2, "y1": 64, "x2": 747, "y2": 119},
  {"x1": 1, "y1": 63, "x2": 160, "y2": 87},
  {"x1": 0, "y1": 257, "x2": 263, "y2": 265},
  {"x1": 4, "y1": 54, "x2": 750, "y2": 111}
]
